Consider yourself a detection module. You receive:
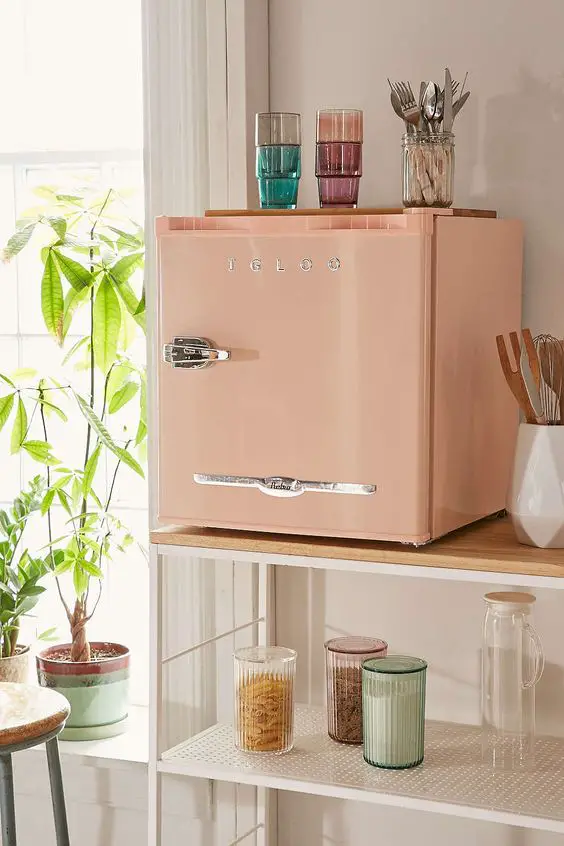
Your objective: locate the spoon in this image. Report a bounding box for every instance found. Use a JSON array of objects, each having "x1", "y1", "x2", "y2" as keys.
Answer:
[{"x1": 421, "y1": 82, "x2": 441, "y2": 134}]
